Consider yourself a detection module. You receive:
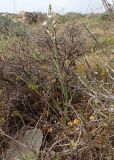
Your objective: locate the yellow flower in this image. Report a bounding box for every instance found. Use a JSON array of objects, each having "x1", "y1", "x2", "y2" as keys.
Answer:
[
  {"x1": 68, "y1": 121, "x2": 73, "y2": 126},
  {"x1": 69, "y1": 140, "x2": 76, "y2": 148},
  {"x1": 73, "y1": 119, "x2": 80, "y2": 125},
  {"x1": 0, "y1": 117, "x2": 6, "y2": 125},
  {"x1": 89, "y1": 116, "x2": 95, "y2": 121},
  {"x1": 68, "y1": 119, "x2": 80, "y2": 126},
  {"x1": 16, "y1": 75, "x2": 21, "y2": 81}
]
